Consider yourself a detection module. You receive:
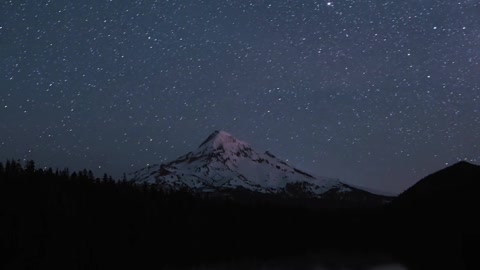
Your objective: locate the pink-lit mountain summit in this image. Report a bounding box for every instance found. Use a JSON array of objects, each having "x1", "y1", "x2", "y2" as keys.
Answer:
[{"x1": 131, "y1": 131, "x2": 388, "y2": 201}]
